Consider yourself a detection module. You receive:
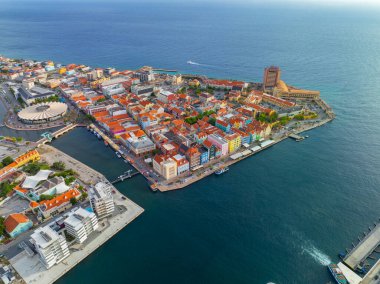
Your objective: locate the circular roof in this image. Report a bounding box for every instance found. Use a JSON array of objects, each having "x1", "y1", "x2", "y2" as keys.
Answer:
[{"x1": 18, "y1": 102, "x2": 68, "y2": 121}]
